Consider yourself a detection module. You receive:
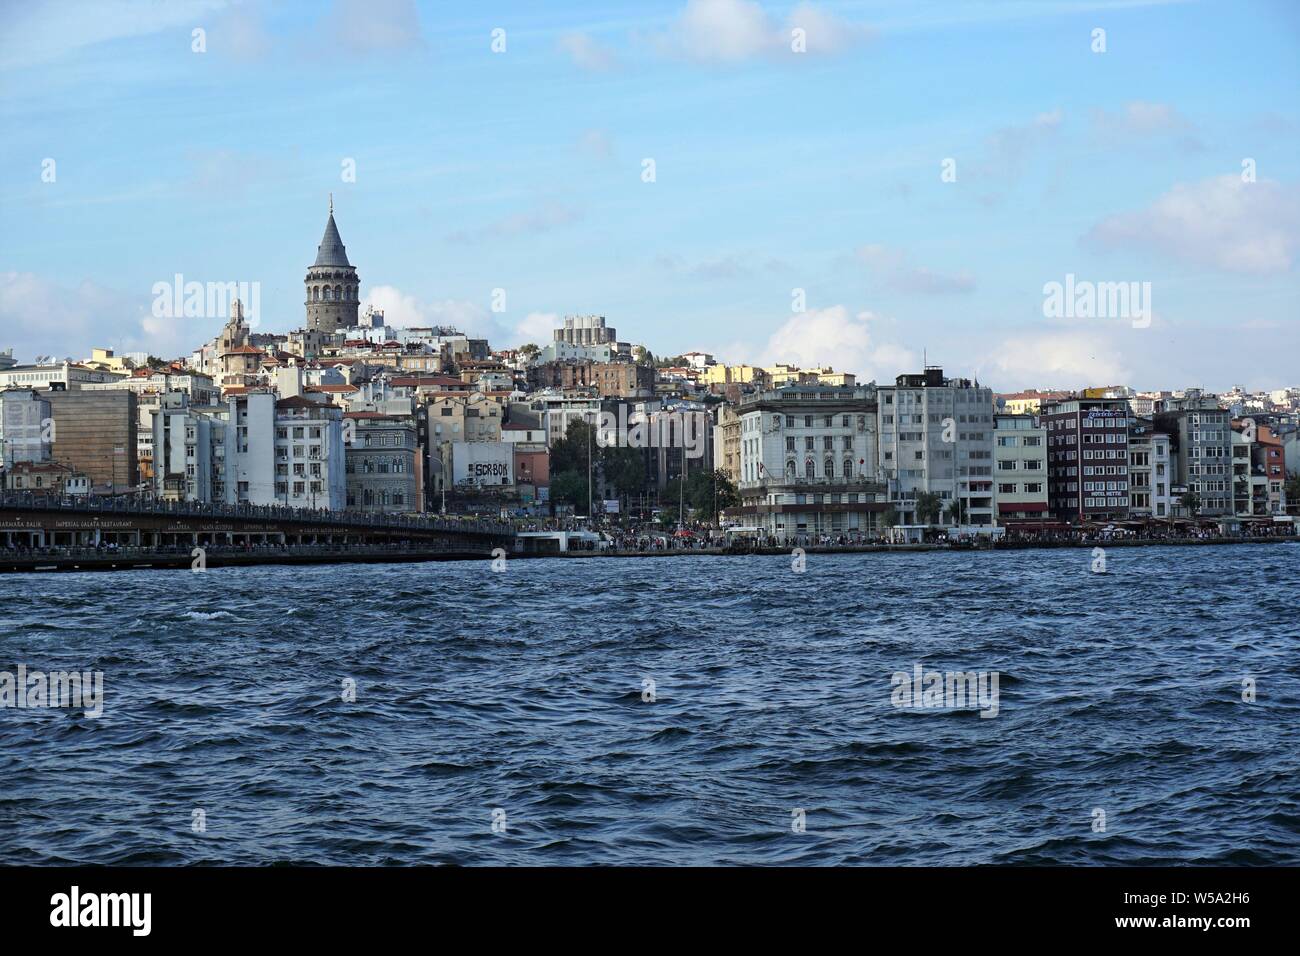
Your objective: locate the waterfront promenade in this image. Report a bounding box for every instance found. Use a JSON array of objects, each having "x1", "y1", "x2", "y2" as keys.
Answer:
[{"x1": 1, "y1": 532, "x2": 1293, "y2": 573}]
